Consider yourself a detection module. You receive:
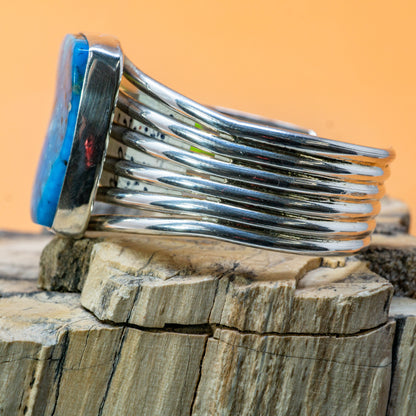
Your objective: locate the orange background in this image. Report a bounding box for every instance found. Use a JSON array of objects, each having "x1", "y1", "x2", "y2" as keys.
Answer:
[{"x1": 1, "y1": 1, "x2": 415, "y2": 234}]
